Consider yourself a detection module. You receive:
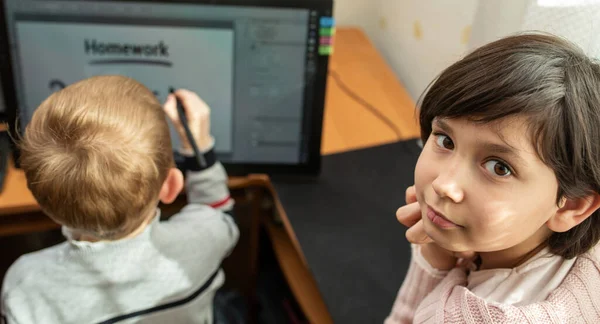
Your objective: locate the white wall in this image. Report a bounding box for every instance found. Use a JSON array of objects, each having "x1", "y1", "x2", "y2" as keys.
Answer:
[
  {"x1": 469, "y1": 0, "x2": 528, "y2": 49},
  {"x1": 334, "y1": 0, "x2": 530, "y2": 100},
  {"x1": 522, "y1": 1, "x2": 600, "y2": 58},
  {"x1": 373, "y1": 0, "x2": 479, "y2": 100},
  {"x1": 335, "y1": 0, "x2": 600, "y2": 100},
  {"x1": 336, "y1": 0, "x2": 479, "y2": 100},
  {"x1": 333, "y1": 0, "x2": 379, "y2": 42}
]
